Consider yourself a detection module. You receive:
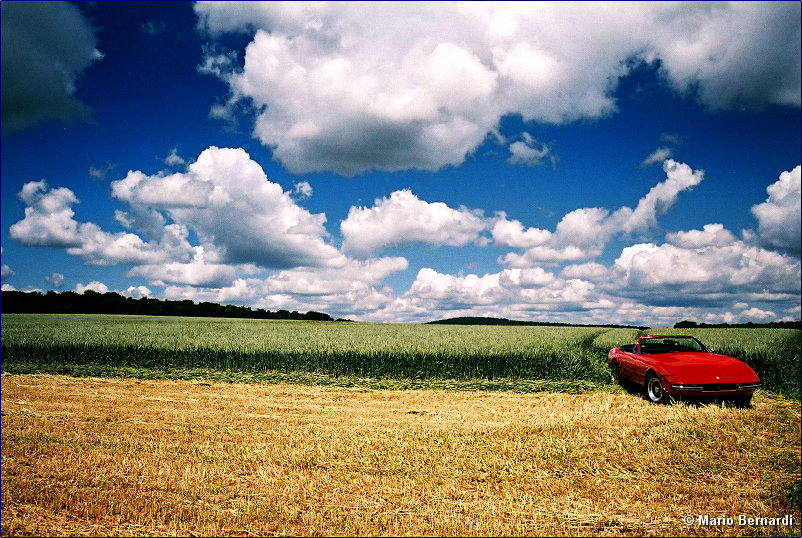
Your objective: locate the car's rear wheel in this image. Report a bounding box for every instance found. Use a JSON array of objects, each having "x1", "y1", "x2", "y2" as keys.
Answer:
[{"x1": 645, "y1": 373, "x2": 668, "y2": 404}]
